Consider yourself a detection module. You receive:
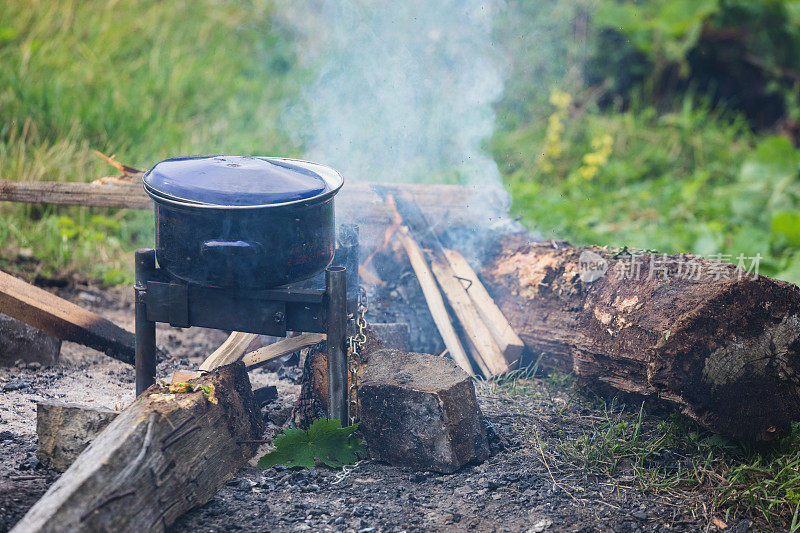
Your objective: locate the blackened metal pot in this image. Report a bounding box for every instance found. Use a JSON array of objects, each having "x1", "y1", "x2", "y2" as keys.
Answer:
[{"x1": 142, "y1": 156, "x2": 344, "y2": 288}]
